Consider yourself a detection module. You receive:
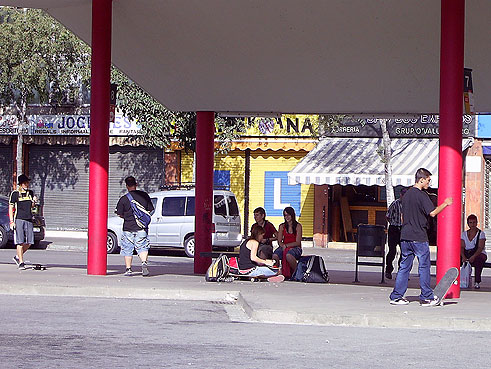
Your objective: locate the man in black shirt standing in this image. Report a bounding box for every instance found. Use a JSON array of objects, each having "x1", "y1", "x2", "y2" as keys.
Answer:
[
  {"x1": 9, "y1": 174, "x2": 37, "y2": 269},
  {"x1": 389, "y1": 168, "x2": 453, "y2": 306},
  {"x1": 116, "y1": 176, "x2": 154, "y2": 276}
]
